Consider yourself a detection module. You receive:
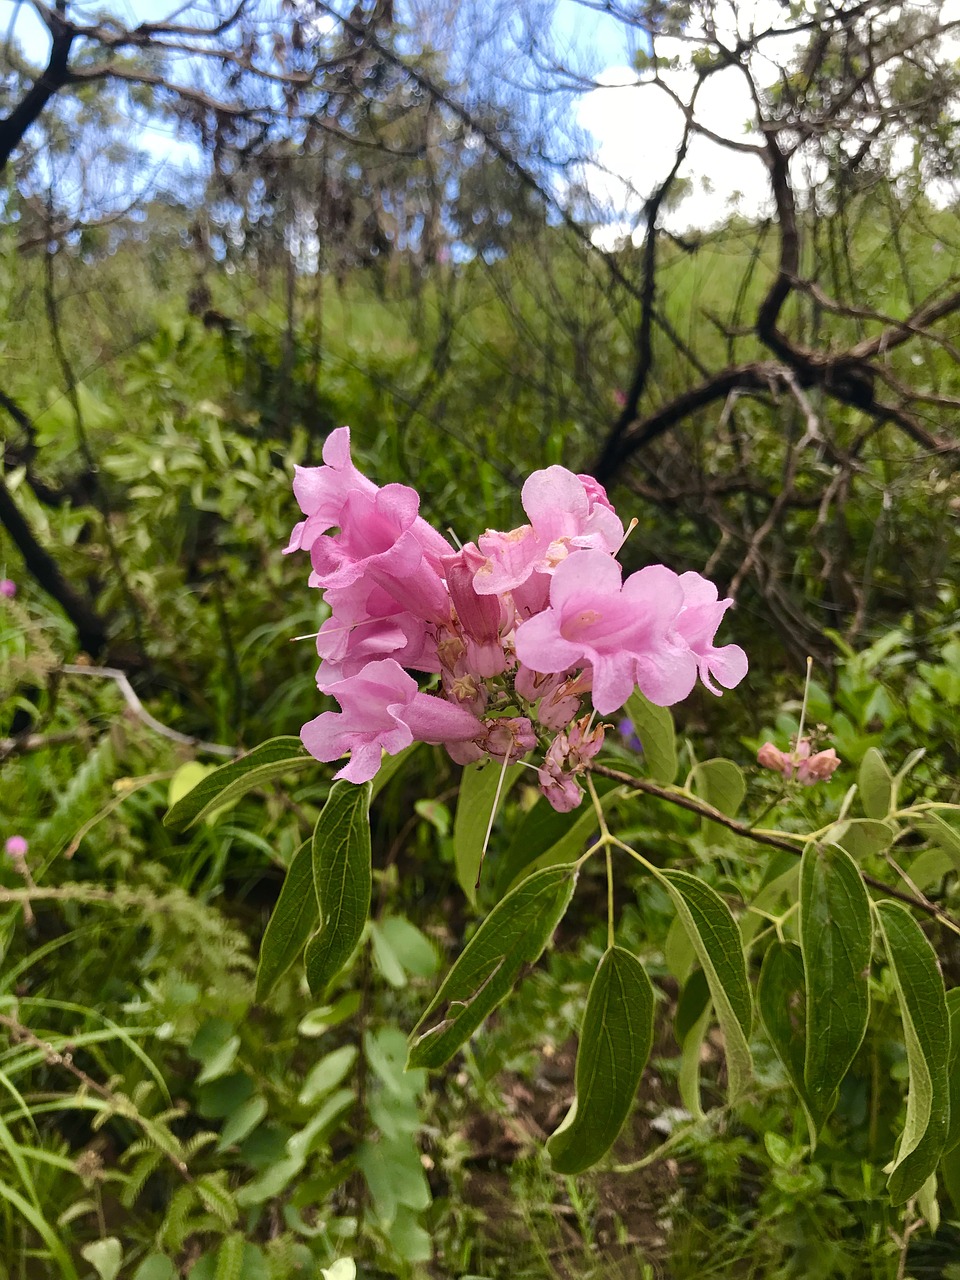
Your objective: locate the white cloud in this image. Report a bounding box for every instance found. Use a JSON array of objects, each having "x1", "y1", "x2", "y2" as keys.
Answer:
[{"x1": 574, "y1": 0, "x2": 959, "y2": 244}]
